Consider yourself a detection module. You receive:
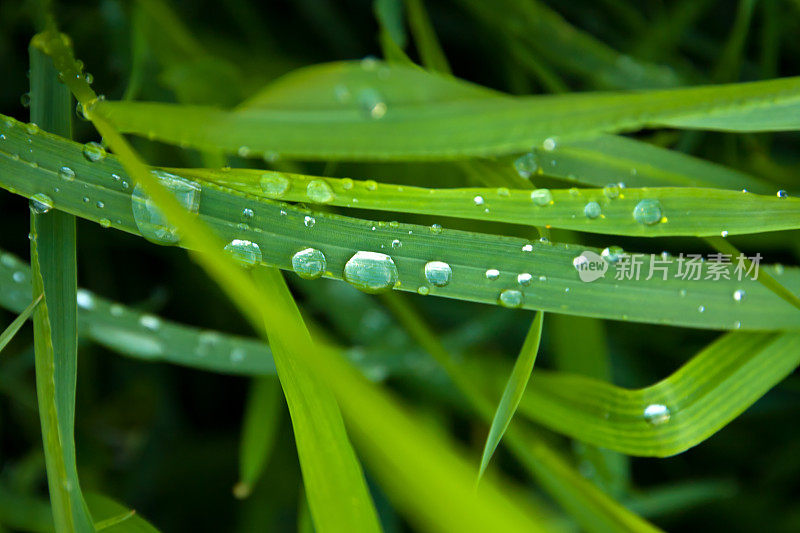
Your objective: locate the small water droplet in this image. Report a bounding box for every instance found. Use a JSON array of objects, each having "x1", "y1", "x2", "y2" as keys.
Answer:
[
  {"x1": 498, "y1": 289, "x2": 524, "y2": 308},
  {"x1": 343, "y1": 251, "x2": 399, "y2": 293},
  {"x1": 358, "y1": 88, "x2": 387, "y2": 119},
  {"x1": 602, "y1": 183, "x2": 620, "y2": 199},
  {"x1": 530, "y1": 189, "x2": 553, "y2": 206},
  {"x1": 76, "y1": 102, "x2": 89, "y2": 121},
  {"x1": 20, "y1": 92, "x2": 31, "y2": 107},
  {"x1": 237, "y1": 145, "x2": 251, "y2": 158},
  {"x1": 632, "y1": 199, "x2": 663, "y2": 225},
  {"x1": 341, "y1": 178, "x2": 354, "y2": 190},
  {"x1": 496, "y1": 187, "x2": 510, "y2": 197},
  {"x1": 230, "y1": 348, "x2": 246, "y2": 363},
  {"x1": 56, "y1": 166, "x2": 76, "y2": 181},
  {"x1": 485, "y1": 268, "x2": 500, "y2": 281},
  {"x1": 601, "y1": 246, "x2": 625, "y2": 263},
  {"x1": 303, "y1": 215, "x2": 316, "y2": 228},
  {"x1": 473, "y1": 195, "x2": 485, "y2": 206},
  {"x1": 29, "y1": 193, "x2": 54, "y2": 214},
  {"x1": 12, "y1": 271, "x2": 26, "y2": 283},
  {"x1": 391, "y1": 239, "x2": 402, "y2": 249},
  {"x1": 417, "y1": 286, "x2": 430, "y2": 295},
  {"x1": 139, "y1": 314, "x2": 161, "y2": 331},
  {"x1": 733, "y1": 289, "x2": 745, "y2": 302},
  {"x1": 542, "y1": 137, "x2": 557, "y2": 151},
  {"x1": 777, "y1": 190, "x2": 788, "y2": 198},
  {"x1": 643, "y1": 404, "x2": 670, "y2": 425},
  {"x1": 82, "y1": 141, "x2": 106, "y2": 162},
  {"x1": 292, "y1": 248, "x2": 327, "y2": 279},
  {"x1": 260, "y1": 173, "x2": 289, "y2": 198},
  {"x1": 99, "y1": 218, "x2": 111, "y2": 228},
  {"x1": 522, "y1": 244, "x2": 533, "y2": 252},
  {"x1": 517, "y1": 273, "x2": 532, "y2": 286},
  {"x1": 224, "y1": 239, "x2": 262, "y2": 267},
  {"x1": 307, "y1": 179, "x2": 335, "y2": 203},
  {"x1": 242, "y1": 208, "x2": 254, "y2": 219},
  {"x1": 698, "y1": 305, "x2": 706, "y2": 313},
  {"x1": 424, "y1": 261, "x2": 452, "y2": 287},
  {"x1": 76, "y1": 289, "x2": 95, "y2": 310},
  {"x1": 110, "y1": 304, "x2": 124, "y2": 317},
  {"x1": 720, "y1": 230, "x2": 729, "y2": 237},
  {"x1": 583, "y1": 201, "x2": 601, "y2": 219},
  {"x1": 513, "y1": 153, "x2": 538, "y2": 179},
  {"x1": 430, "y1": 224, "x2": 443, "y2": 234}
]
